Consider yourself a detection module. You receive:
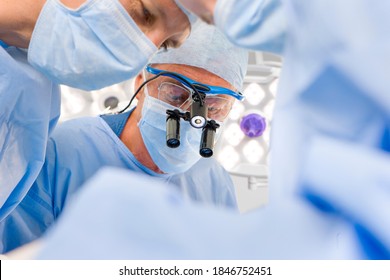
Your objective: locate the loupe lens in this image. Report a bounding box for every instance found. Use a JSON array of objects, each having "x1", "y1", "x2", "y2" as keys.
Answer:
[
  {"x1": 167, "y1": 138, "x2": 180, "y2": 148},
  {"x1": 200, "y1": 126, "x2": 216, "y2": 158},
  {"x1": 166, "y1": 117, "x2": 180, "y2": 148},
  {"x1": 200, "y1": 147, "x2": 213, "y2": 157}
]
